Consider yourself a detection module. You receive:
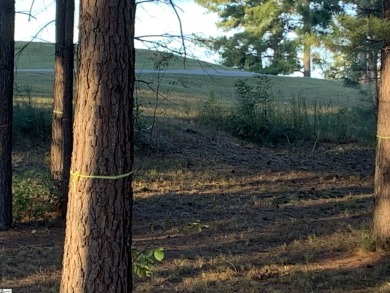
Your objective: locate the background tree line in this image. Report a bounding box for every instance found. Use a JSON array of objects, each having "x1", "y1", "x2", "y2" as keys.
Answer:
[{"x1": 196, "y1": 0, "x2": 384, "y2": 83}]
